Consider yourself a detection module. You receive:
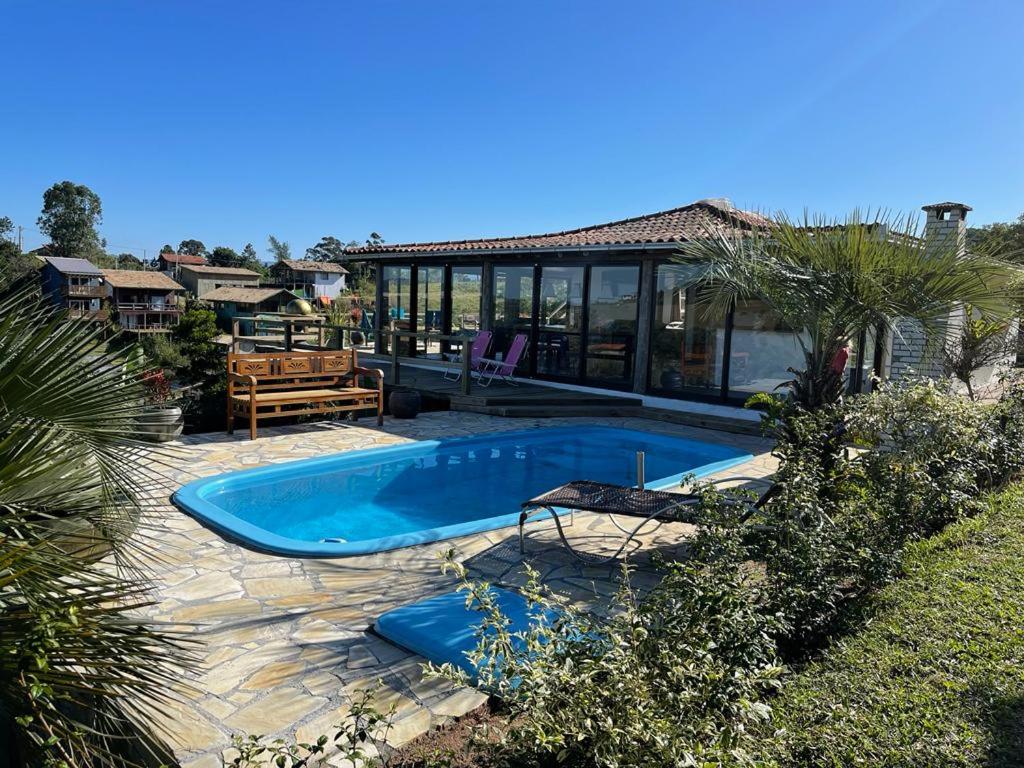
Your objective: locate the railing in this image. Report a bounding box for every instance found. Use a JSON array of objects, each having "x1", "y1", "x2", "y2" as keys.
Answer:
[
  {"x1": 63, "y1": 284, "x2": 105, "y2": 298},
  {"x1": 117, "y1": 302, "x2": 182, "y2": 312},
  {"x1": 384, "y1": 330, "x2": 473, "y2": 395}
]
